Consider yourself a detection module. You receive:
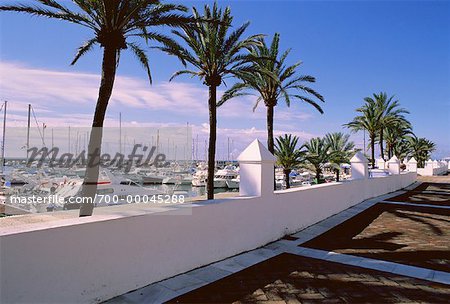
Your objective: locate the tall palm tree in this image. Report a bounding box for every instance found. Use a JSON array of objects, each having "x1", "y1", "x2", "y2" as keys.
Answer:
[
  {"x1": 218, "y1": 33, "x2": 325, "y2": 154},
  {"x1": 372, "y1": 93, "x2": 409, "y2": 159},
  {"x1": 274, "y1": 134, "x2": 304, "y2": 189},
  {"x1": 156, "y1": 2, "x2": 262, "y2": 199},
  {"x1": 1, "y1": 0, "x2": 190, "y2": 216},
  {"x1": 302, "y1": 137, "x2": 330, "y2": 184},
  {"x1": 324, "y1": 132, "x2": 355, "y2": 182},
  {"x1": 344, "y1": 98, "x2": 382, "y2": 168},
  {"x1": 408, "y1": 136, "x2": 436, "y2": 167}
]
